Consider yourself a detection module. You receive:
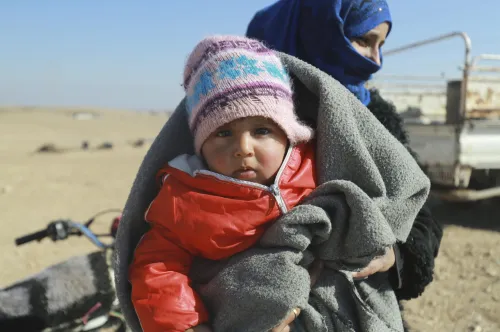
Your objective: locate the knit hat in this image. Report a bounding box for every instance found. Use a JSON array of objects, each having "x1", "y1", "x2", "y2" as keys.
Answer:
[{"x1": 183, "y1": 35, "x2": 314, "y2": 154}]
